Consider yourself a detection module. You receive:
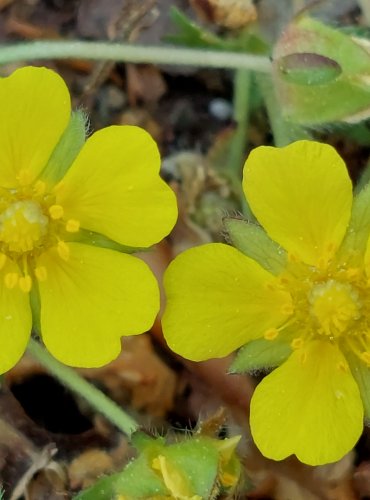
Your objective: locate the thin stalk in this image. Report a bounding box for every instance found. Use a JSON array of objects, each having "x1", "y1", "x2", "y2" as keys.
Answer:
[
  {"x1": 0, "y1": 40, "x2": 271, "y2": 72},
  {"x1": 228, "y1": 69, "x2": 253, "y2": 218},
  {"x1": 229, "y1": 69, "x2": 251, "y2": 177},
  {"x1": 256, "y1": 73, "x2": 310, "y2": 147},
  {"x1": 28, "y1": 338, "x2": 139, "y2": 437}
]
